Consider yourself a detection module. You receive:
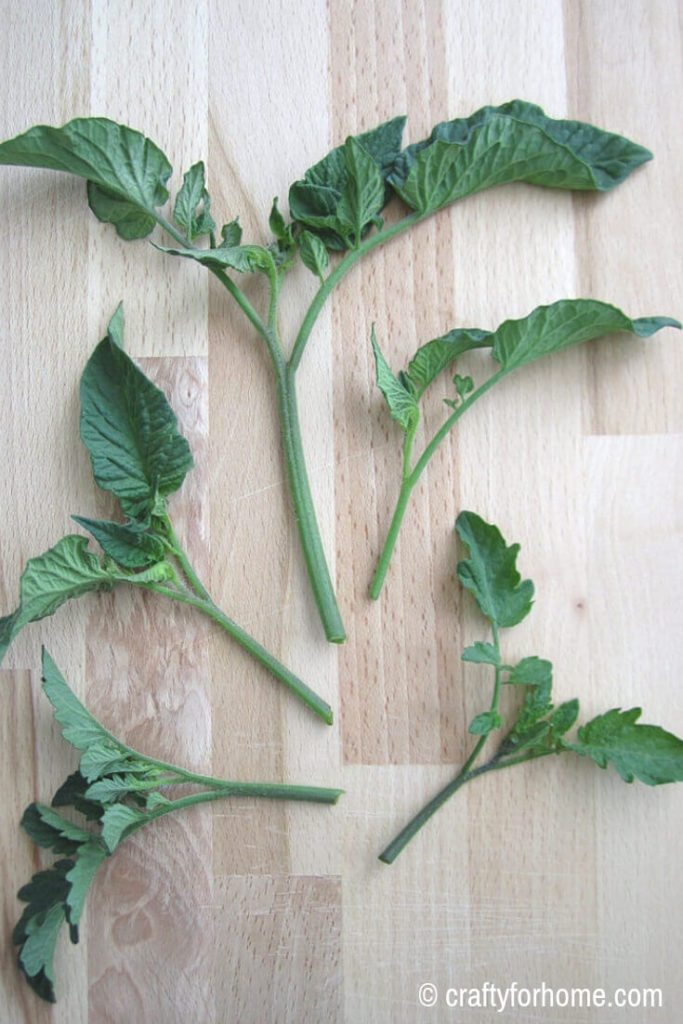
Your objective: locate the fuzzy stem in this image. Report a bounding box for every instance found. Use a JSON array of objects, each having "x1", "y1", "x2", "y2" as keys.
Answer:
[
  {"x1": 378, "y1": 746, "x2": 555, "y2": 864},
  {"x1": 289, "y1": 211, "x2": 422, "y2": 372},
  {"x1": 137, "y1": 575, "x2": 333, "y2": 725},
  {"x1": 121, "y1": 780, "x2": 343, "y2": 845},
  {"x1": 370, "y1": 368, "x2": 507, "y2": 597}
]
